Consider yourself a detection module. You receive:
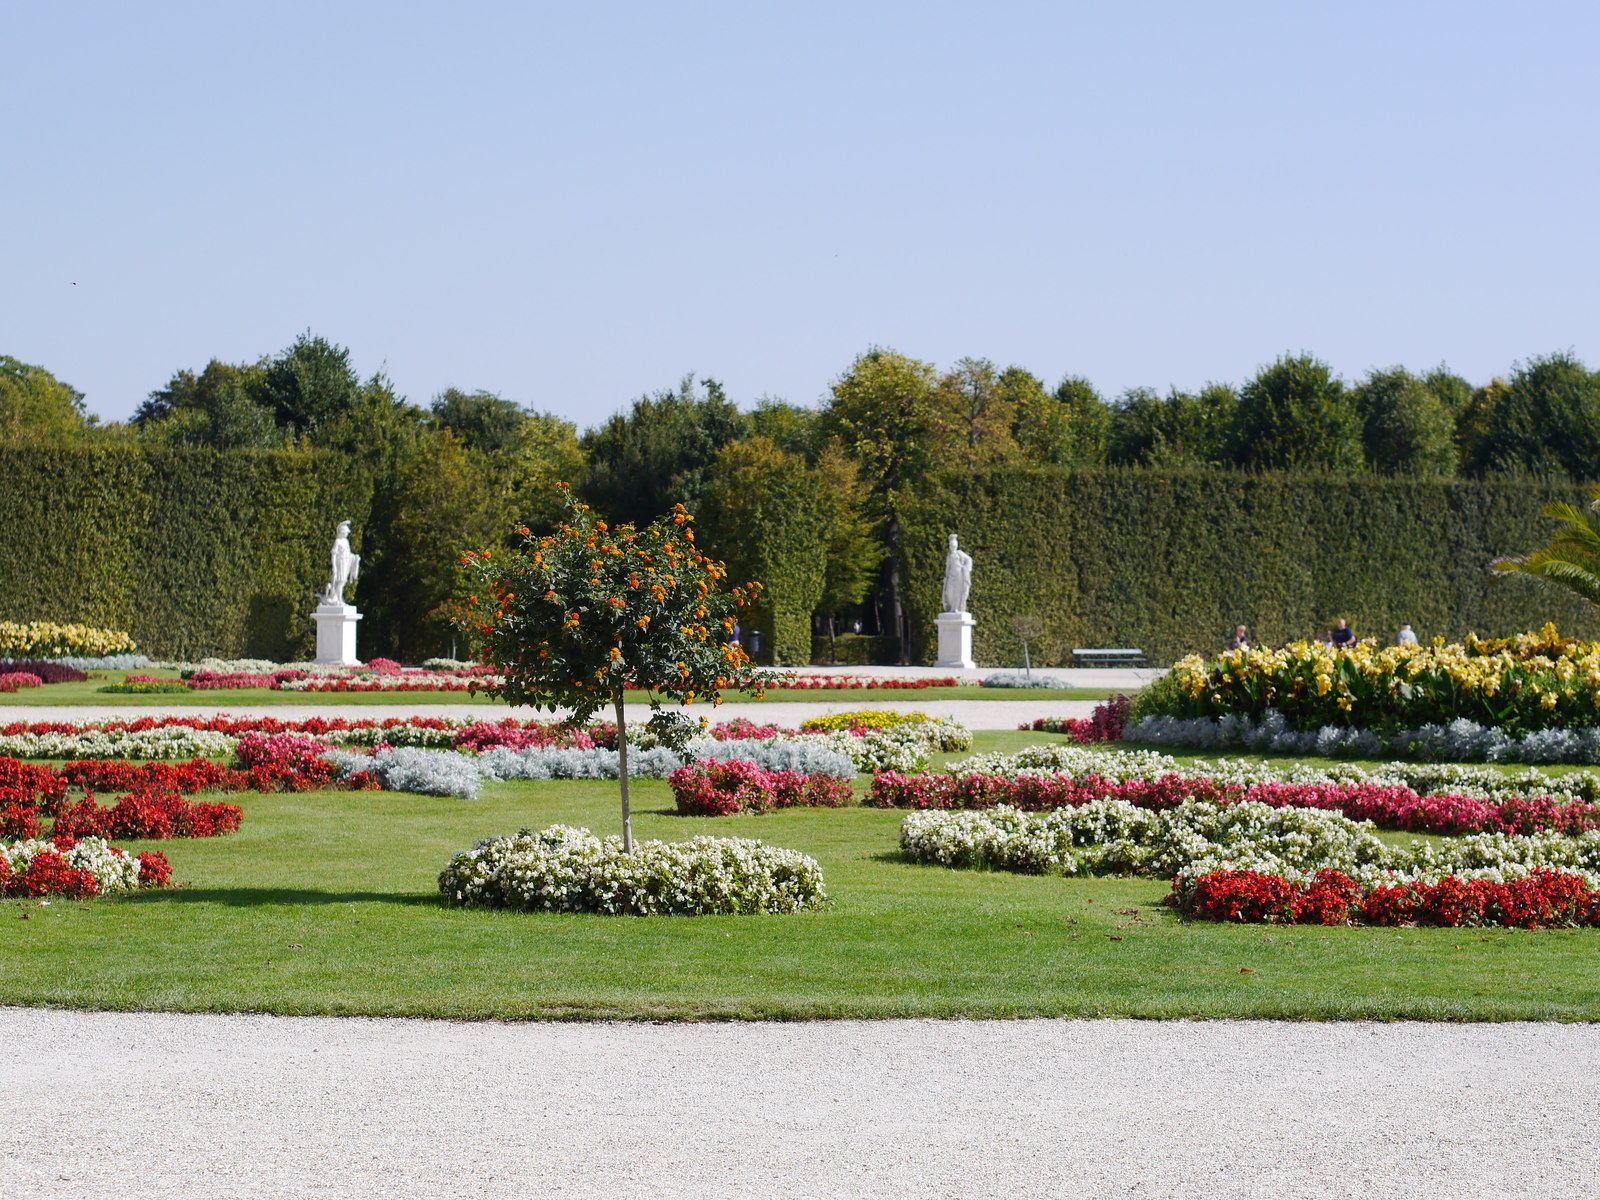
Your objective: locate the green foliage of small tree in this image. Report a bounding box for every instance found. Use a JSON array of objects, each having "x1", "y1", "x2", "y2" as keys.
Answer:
[
  {"x1": 1234, "y1": 353, "x2": 1364, "y2": 471},
  {"x1": 262, "y1": 332, "x2": 363, "y2": 435},
  {"x1": 1108, "y1": 383, "x2": 1240, "y2": 467},
  {"x1": 1351, "y1": 366, "x2": 1457, "y2": 475},
  {"x1": 1468, "y1": 352, "x2": 1600, "y2": 478},
  {"x1": 820, "y1": 347, "x2": 944, "y2": 661},
  {"x1": 936, "y1": 357, "x2": 1019, "y2": 468},
  {"x1": 1013, "y1": 373, "x2": 1110, "y2": 465},
  {"x1": 465, "y1": 492, "x2": 767, "y2": 849},
  {"x1": 812, "y1": 439, "x2": 882, "y2": 659},
  {"x1": 430, "y1": 388, "x2": 530, "y2": 454},
  {"x1": 747, "y1": 397, "x2": 818, "y2": 458},
  {"x1": 1492, "y1": 485, "x2": 1600, "y2": 610},
  {"x1": 135, "y1": 359, "x2": 282, "y2": 450},
  {"x1": 578, "y1": 375, "x2": 747, "y2": 526},
  {"x1": 0, "y1": 356, "x2": 90, "y2": 442}
]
